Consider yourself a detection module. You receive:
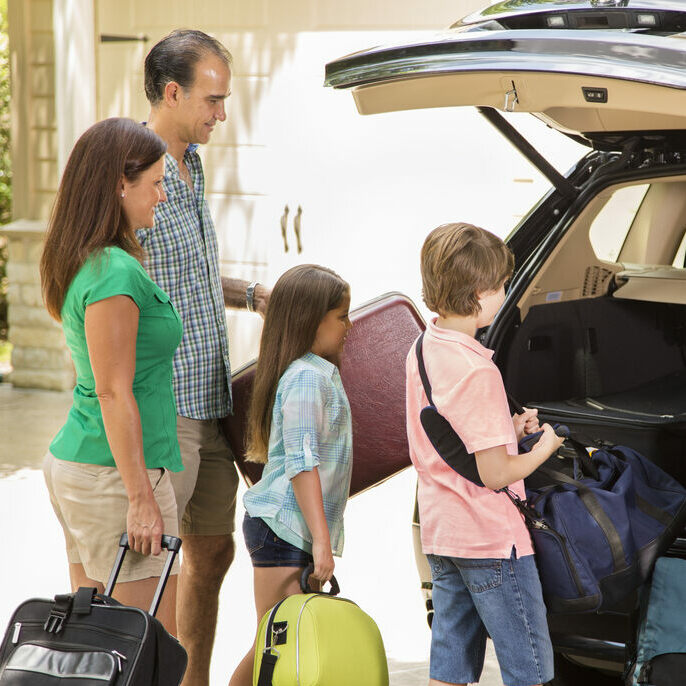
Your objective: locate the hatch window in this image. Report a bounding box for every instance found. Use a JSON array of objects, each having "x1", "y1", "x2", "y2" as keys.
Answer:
[{"x1": 589, "y1": 184, "x2": 650, "y2": 262}]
